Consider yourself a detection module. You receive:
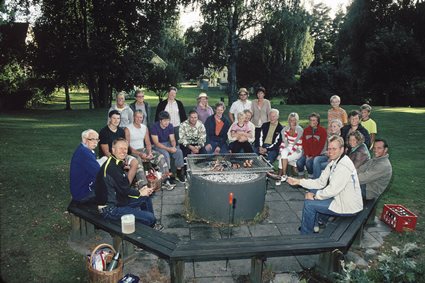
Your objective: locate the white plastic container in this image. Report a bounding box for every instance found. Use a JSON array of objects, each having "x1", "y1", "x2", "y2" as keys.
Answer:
[{"x1": 121, "y1": 214, "x2": 135, "y2": 234}]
